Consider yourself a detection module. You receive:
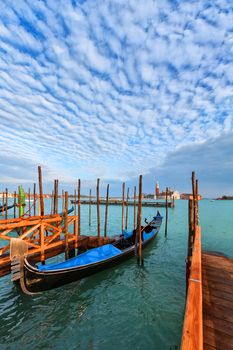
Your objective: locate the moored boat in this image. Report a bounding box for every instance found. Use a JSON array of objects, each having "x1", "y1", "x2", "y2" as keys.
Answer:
[{"x1": 13, "y1": 212, "x2": 162, "y2": 294}]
